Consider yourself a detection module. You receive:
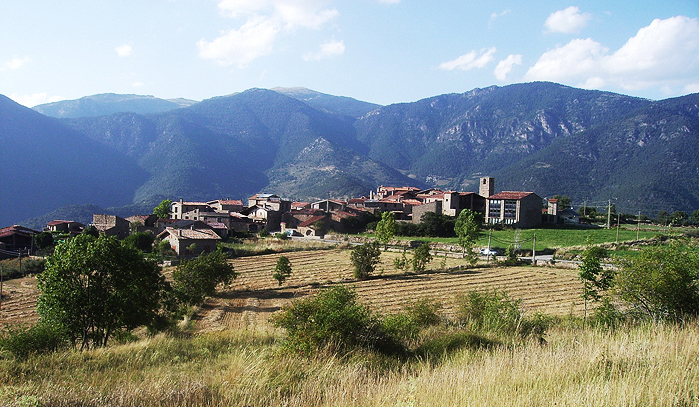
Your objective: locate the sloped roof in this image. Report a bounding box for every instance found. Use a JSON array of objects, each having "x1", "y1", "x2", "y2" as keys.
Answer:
[
  {"x1": 159, "y1": 227, "x2": 221, "y2": 240},
  {"x1": 0, "y1": 225, "x2": 40, "y2": 239},
  {"x1": 488, "y1": 191, "x2": 536, "y2": 200},
  {"x1": 298, "y1": 215, "x2": 327, "y2": 228}
]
